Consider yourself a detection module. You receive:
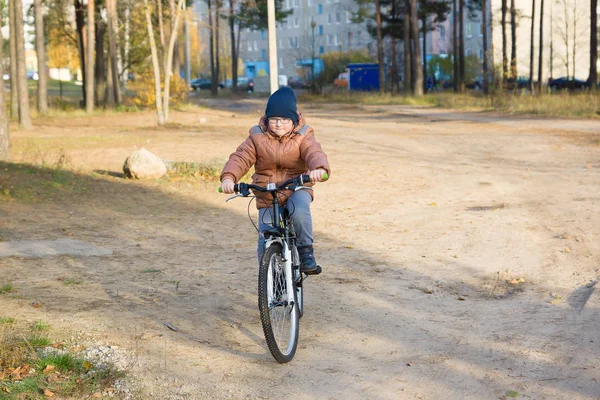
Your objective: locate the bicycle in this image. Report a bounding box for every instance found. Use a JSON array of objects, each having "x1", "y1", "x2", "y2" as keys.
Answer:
[{"x1": 219, "y1": 173, "x2": 327, "y2": 363}]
